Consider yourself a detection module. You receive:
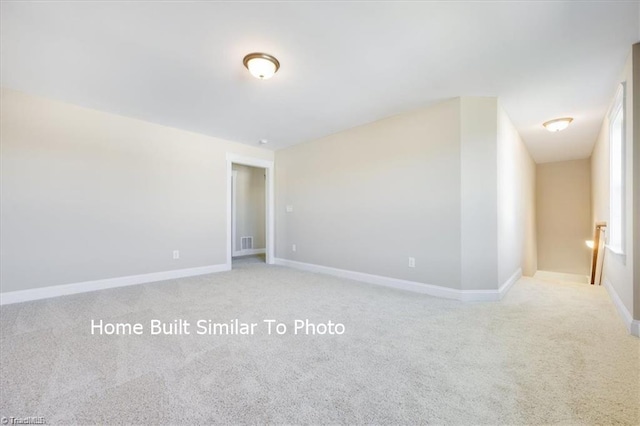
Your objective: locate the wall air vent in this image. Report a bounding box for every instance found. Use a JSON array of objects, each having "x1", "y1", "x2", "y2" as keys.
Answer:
[{"x1": 241, "y1": 236, "x2": 253, "y2": 250}]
